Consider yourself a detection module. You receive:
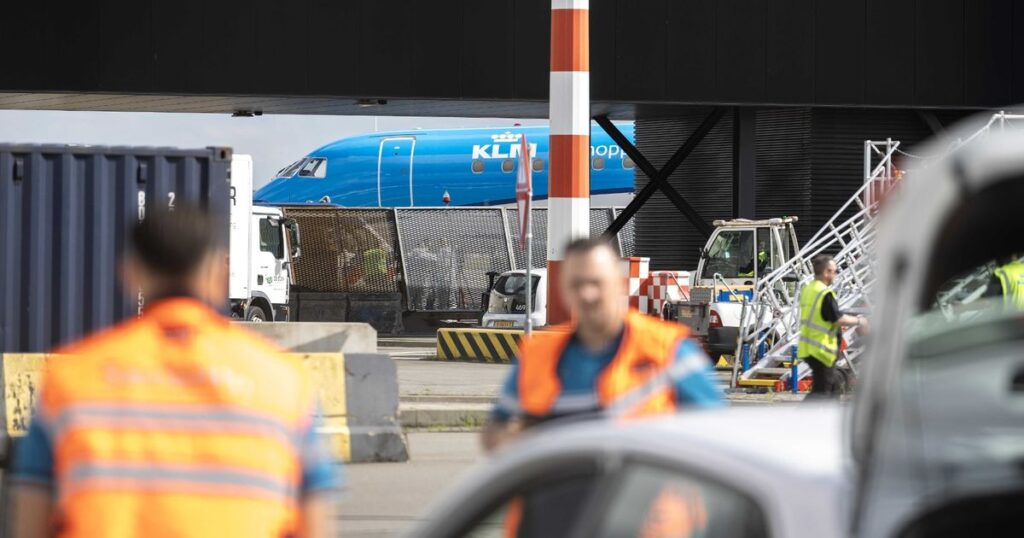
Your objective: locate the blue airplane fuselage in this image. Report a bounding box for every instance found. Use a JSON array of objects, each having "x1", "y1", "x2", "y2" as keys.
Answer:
[{"x1": 253, "y1": 123, "x2": 635, "y2": 206}]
